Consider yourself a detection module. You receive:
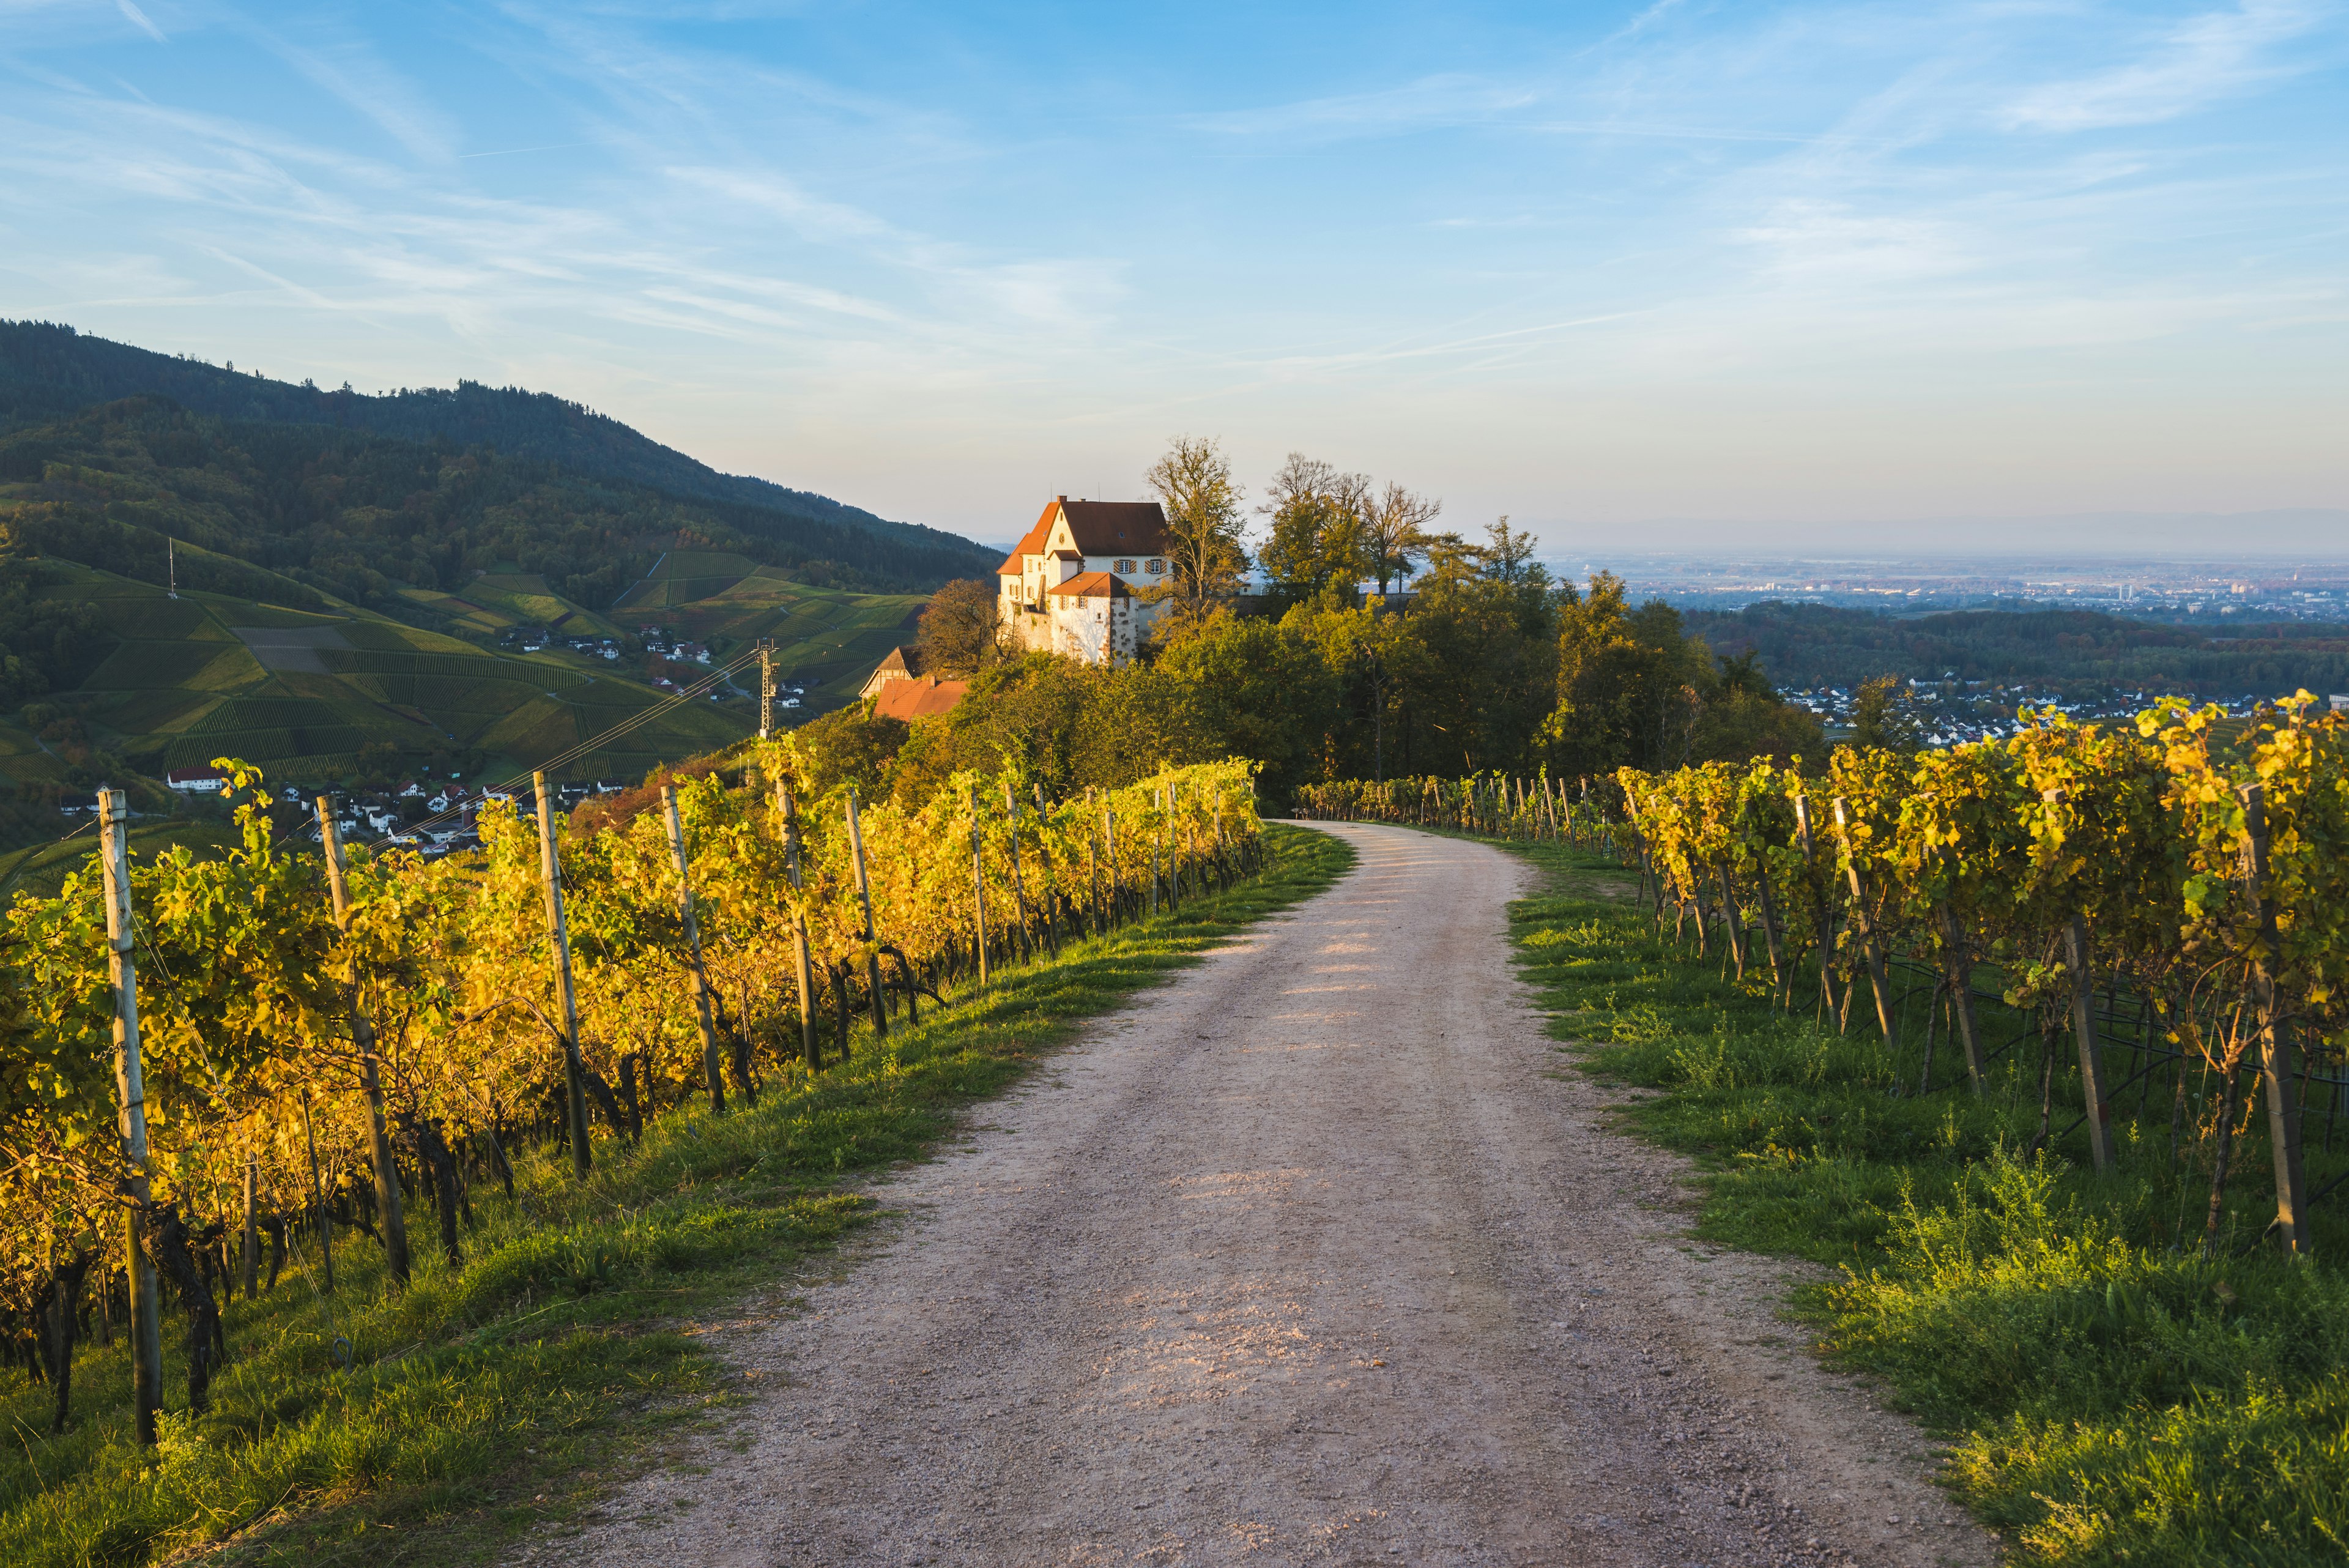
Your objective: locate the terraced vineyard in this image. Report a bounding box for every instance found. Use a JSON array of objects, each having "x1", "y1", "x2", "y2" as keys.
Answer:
[
  {"x1": 4, "y1": 562, "x2": 746, "y2": 791},
  {"x1": 395, "y1": 568, "x2": 625, "y2": 641},
  {"x1": 615, "y1": 549, "x2": 927, "y2": 710}
]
